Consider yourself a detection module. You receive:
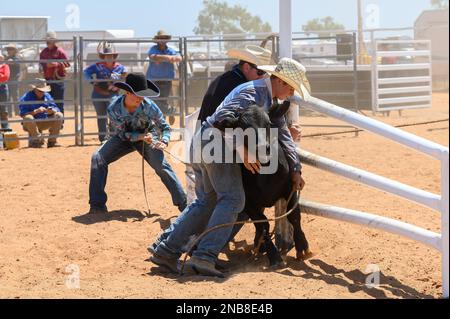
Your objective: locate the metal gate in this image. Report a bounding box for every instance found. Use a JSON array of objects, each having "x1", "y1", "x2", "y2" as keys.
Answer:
[
  {"x1": 0, "y1": 38, "x2": 79, "y2": 145},
  {"x1": 371, "y1": 39, "x2": 433, "y2": 112}
]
